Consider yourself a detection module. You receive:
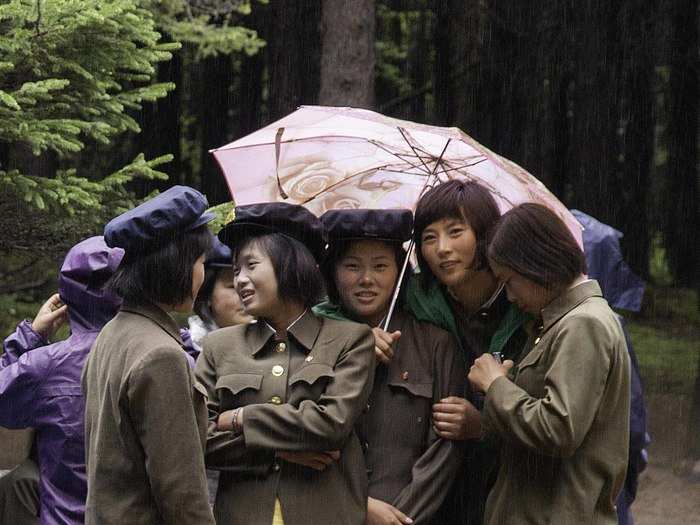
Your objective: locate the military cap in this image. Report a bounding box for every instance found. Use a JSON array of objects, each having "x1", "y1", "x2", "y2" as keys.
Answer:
[
  {"x1": 206, "y1": 237, "x2": 232, "y2": 268},
  {"x1": 218, "y1": 202, "x2": 325, "y2": 262},
  {"x1": 104, "y1": 185, "x2": 214, "y2": 254},
  {"x1": 321, "y1": 208, "x2": 413, "y2": 244}
]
